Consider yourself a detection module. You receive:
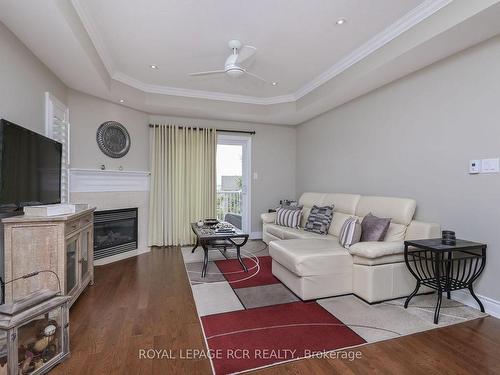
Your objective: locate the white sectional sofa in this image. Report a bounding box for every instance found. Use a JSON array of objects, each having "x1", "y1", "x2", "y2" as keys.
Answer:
[{"x1": 261, "y1": 192, "x2": 440, "y2": 303}]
